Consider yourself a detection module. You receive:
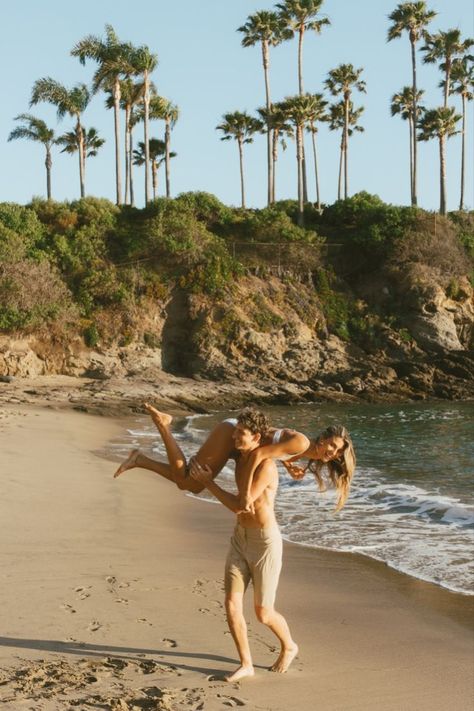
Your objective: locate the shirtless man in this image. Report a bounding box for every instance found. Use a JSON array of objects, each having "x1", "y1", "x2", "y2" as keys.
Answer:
[{"x1": 190, "y1": 408, "x2": 298, "y2": 682}]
